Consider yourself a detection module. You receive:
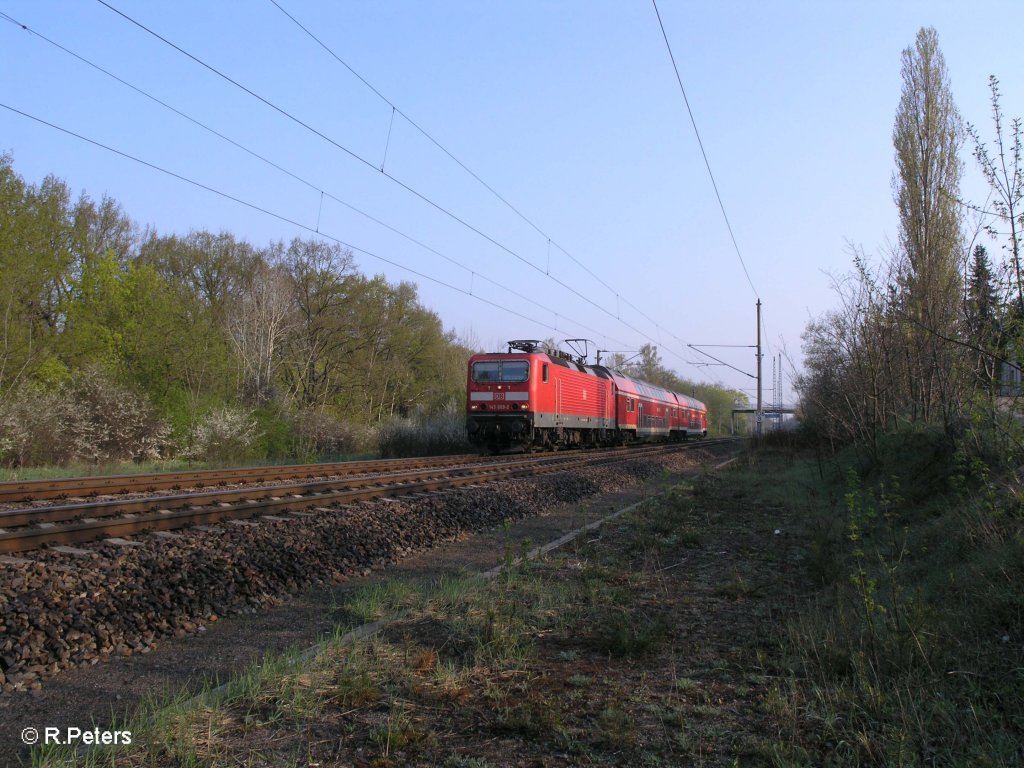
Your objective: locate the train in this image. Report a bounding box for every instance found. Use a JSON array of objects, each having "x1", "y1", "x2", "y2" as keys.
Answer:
[{"x1": 466, "y1": 340, "x2": 707, "y2": 452}]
